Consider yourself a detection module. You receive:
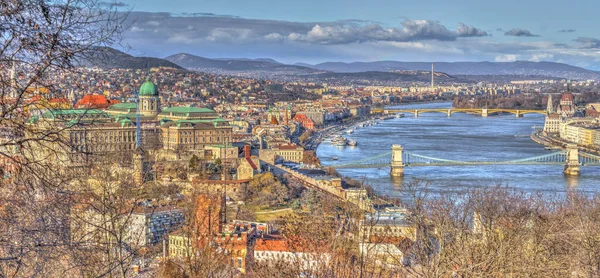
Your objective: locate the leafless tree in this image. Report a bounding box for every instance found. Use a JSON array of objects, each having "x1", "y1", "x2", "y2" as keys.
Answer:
[{"x1": 0, "y1": 0, "x2": 126, "y2": 276}]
